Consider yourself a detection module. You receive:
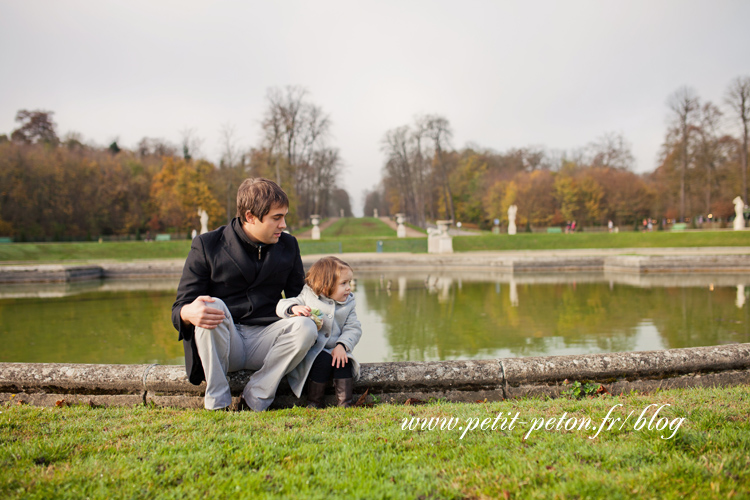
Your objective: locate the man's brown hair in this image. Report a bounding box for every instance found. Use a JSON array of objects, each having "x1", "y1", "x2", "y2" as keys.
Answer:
[
  {"x1": 236, "y1": 178, "x2": 289, "y2": 222},
  {"x1": 306, "y1": 256, "x2": 353, "y2": 298}
]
